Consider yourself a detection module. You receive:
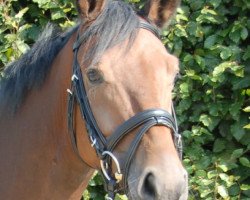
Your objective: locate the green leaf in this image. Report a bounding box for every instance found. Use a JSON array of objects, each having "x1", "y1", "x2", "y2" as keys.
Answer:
[
  {"x1": 243, "y1": 106, "x2": 250, "y2": 112},
  {"x1": 15, "y1": 40, "x2": 30, "y2": 54},
  {"x1": 217, "y1": 185, "x2": 229, "y2": 198},
  {"x1": 207, "y1": 170, "x2": 217, "y2": 179},
  {"x1": 219, "y1": 173, "x2": 229, "y2": 182},
  {"x1": 15, "y1": 7, "x2": 29, "y2": 19},
  {"x1": 185, "y1": 69, "x2": 202, "y2": 80},
  {"x1": 220, "y1": 47, "x2": 232, "y2": 60},
  {"x1": 195, "y1": 169, "x2": 206, "y2": 177},
  {"x1": 186, "y1": 22, "x2": 198, "y2": 36},
  {"x1": 231, "y1": 149, "x2": 244, "y2": 159},
  {"x1": 51, "y1": 10, "x2": 66, "y2": 20},
  {"x1": 233, "y1": 77, "x2": 250, "y2": 90},
  {"x1": 209, "y1": 0, "x2": 222, "y2": 8},
  {"x1": 201, "y1": 8, "x2": 217, "y2": 16},
  {"x1": 246, "y1": 89, "x2": 250, "y2": 96},
  {"x1": 229, "y1": 102, "x2": 242, "y2": 120},
  {"x1": 217, "y1": 162, "x2": 238, "y2": 172},
  {"x1": 174, "y1": 24, "x2": 187, "y2": 37},
  {"x1": 183, "y1": 54, "x2": 193, "y2": 62},
  {"x1": 115, "y1": 194, "x2": 128, "y2": 200},
  {"x1": 241, "y1": 27, "x2": 248, "y2": 40},
  {"x1": 229, "y1": 184, "x2": 240, "y2": 196},
  {"x1": 204, "y1": 34, "x2": 217, "y2": 49},
  {"x1": 231, "y1": 64, "x2": 244, "y2": 77},
  {"x1": 229, "y1": 25, "x2": 242, "y2": 43},
  {"x1": 212, "y1": 61, "x2": 234, "y2": 77},
  {"x1": 239, "y1": 157, "x2": 250, "y2": 167},
  {"x1": 189, "y1": 0, "x2": 203, "y2": 10},
  {"x1": 194, "y1": 55, "x2": 205, "y2": 69},
  {"x1": 231, "y1": 123, "x2": 246, "y2": 141},
  {"x1": 240, "y1": 184, "x2": 250, "y2": 191},
  {"x1": 243, "y1": 46, "x2": 250, "y2": 60},
  {"x1": 199, "y1": 114, "x2": 210, "y2": 127},
  {"x1": 213, "y1": 138, "x2": 226, "y2": 153},
  {"x1": 243, "y1": 124, "x2": 250, "y2": 129},
  {"x1": 179, "y1": 82, "x2": 189, "y2": 94}
]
